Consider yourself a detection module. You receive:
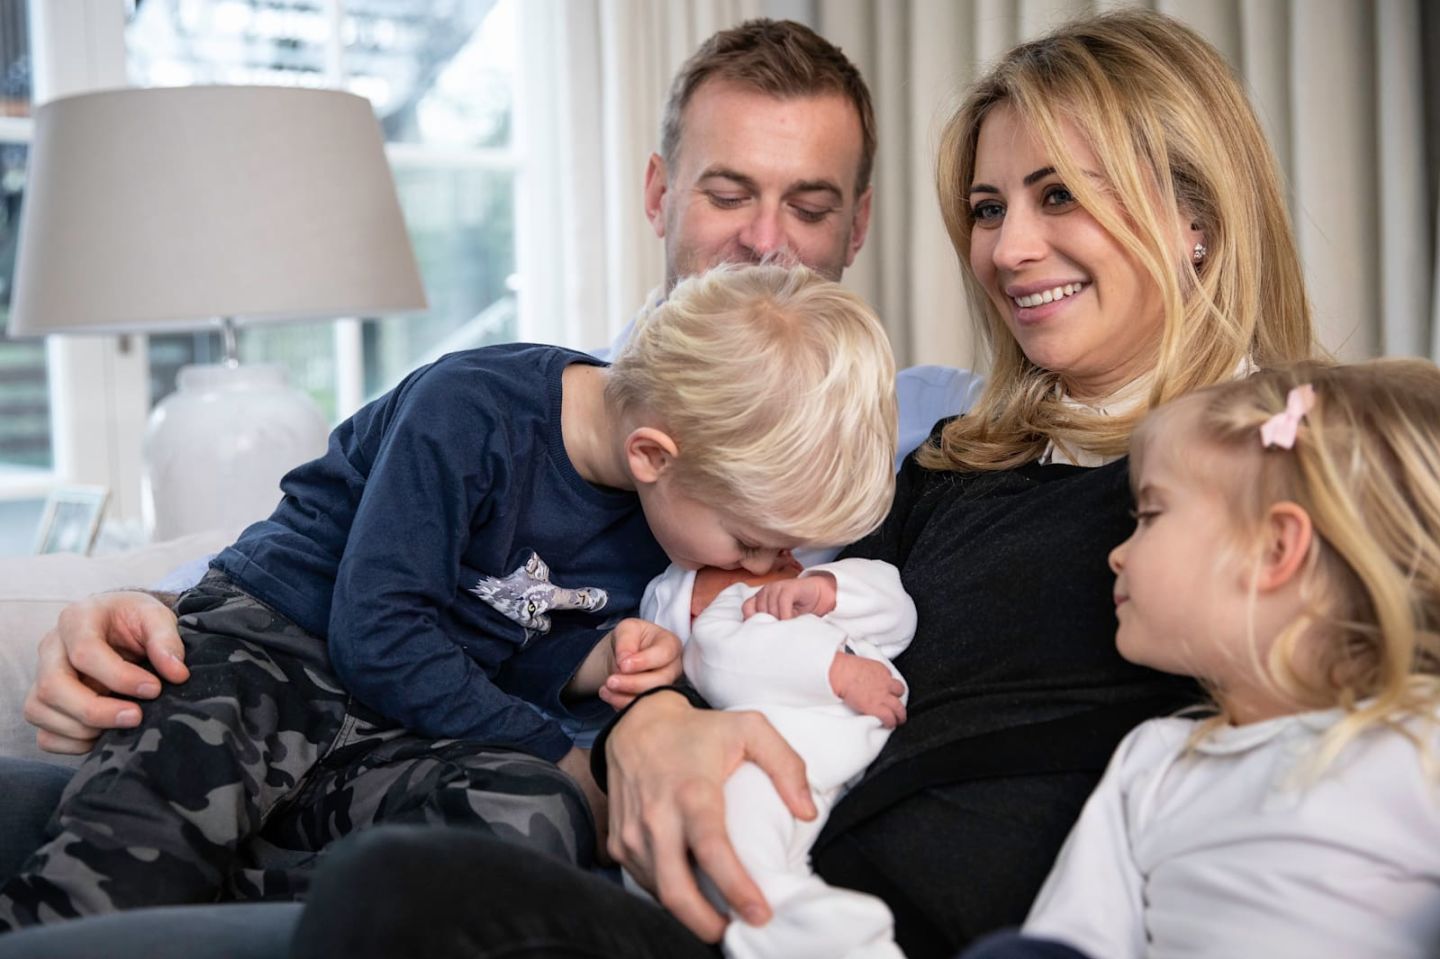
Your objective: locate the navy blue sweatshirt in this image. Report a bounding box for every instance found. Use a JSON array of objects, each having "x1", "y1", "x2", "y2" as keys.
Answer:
[{"x1": 212, "y1": 345, "x2": 669, "y2": 761}]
